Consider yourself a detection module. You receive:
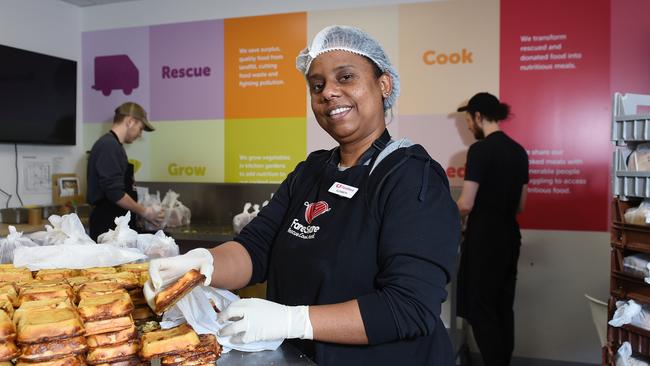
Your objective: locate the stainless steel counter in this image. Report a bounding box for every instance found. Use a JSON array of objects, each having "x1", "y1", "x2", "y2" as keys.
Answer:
[
  {"x1": 164, "y1": 223, "x2": 234, "y2": 242},
  {"x1": 219, "y1": 343, "x2": 316, "y2": 366}
]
